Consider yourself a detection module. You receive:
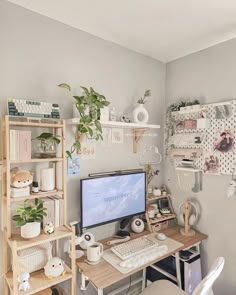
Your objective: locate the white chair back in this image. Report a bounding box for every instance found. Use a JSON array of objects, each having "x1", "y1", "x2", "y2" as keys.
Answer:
[{"x1": 193, "y1": 257, "x2": 225, "y2": 295}]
